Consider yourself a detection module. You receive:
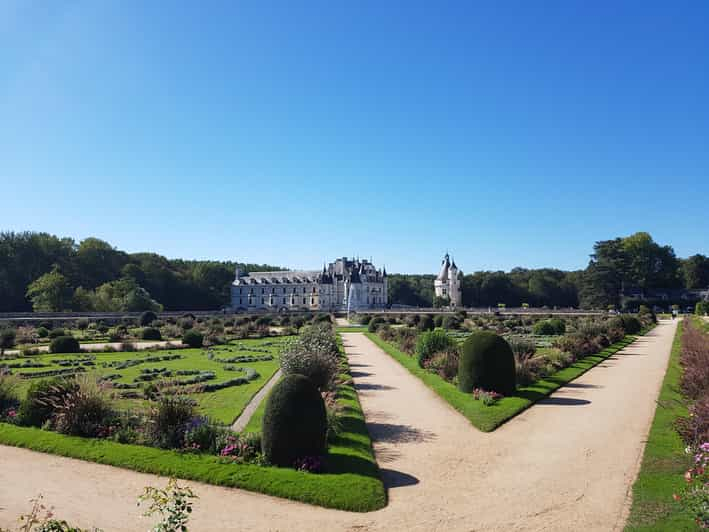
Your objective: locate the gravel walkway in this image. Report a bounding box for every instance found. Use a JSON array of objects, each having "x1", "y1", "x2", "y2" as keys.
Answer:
[
  {"x1": 0, "y1": 321, "x2": 677, "y2": 531},
  {"x1": 230, "y1": 369, "x2": 282, "y2": 432}
]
